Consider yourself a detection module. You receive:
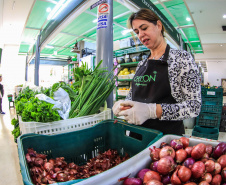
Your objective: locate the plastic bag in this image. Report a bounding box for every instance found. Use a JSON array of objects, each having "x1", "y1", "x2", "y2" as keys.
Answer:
[{"x1": 35, "y1": 88, "x2": 71, "y2": 120}]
